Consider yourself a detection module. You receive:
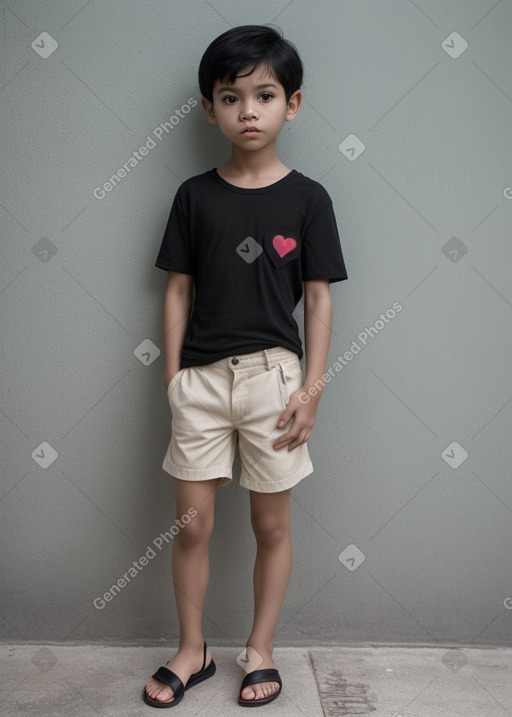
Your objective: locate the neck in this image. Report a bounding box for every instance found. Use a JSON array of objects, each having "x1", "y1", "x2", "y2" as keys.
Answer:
[{"x1": 223, "y1": 142, "x2": 287, "y2": 179}]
